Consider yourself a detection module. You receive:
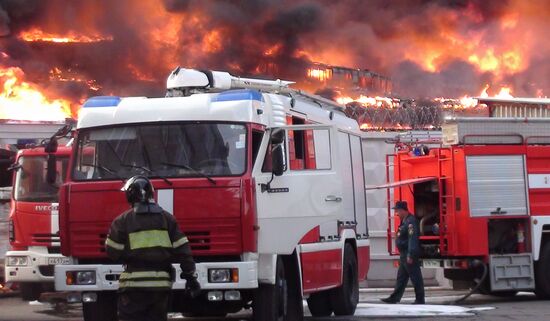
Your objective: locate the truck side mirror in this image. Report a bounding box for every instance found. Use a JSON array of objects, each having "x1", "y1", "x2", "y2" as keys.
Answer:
[
  {"x1": 46, "y1": 154, "x2": 57, "y2": 184},
  {"x1": 272, "y1": 144, "x2": 285, "y2": 176},
  {"x1": 271, "y1": 128, "x2": 285, "y2": 145},
  {"x1": 45, "y1": 138, "x2": 58, "y2": 153},
  {"x1": 44, "y1": 123, "x2": 72, "y2": 153}
]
